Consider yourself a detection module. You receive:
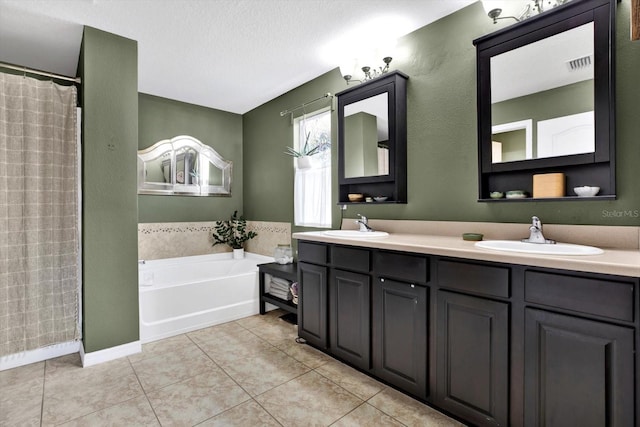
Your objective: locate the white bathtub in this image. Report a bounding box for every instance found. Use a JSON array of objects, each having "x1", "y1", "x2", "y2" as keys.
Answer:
[{"x1": 139, "y1": 252, "x2": 274, "y2": 343}]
